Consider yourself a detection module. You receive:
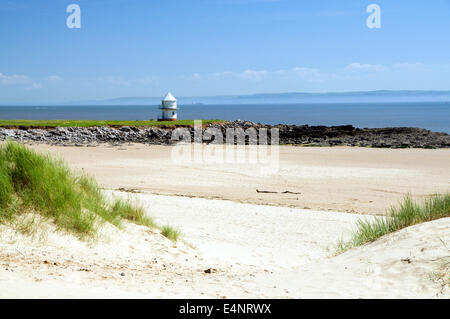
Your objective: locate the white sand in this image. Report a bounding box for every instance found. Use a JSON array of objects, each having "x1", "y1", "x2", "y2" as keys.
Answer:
[
  {"x1": 106, "y1": 192, "x2": 366, "y2": 270},
  {"x1": 1, "y1": 192, "x2": 448, "y2": 298},
  {"x1": 1, "y1": 144, "x2": 448, "y2": 298},
  {"x1": 259, "y1": 217, "x2": 450, "y2": 298}
]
